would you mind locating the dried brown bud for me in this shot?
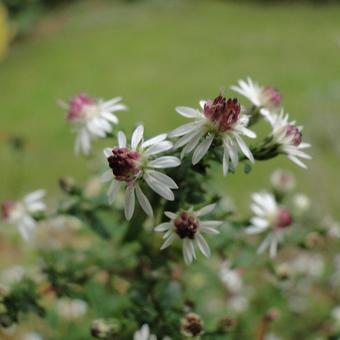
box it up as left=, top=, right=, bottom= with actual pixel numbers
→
left=181, top=312, right=204, bottom=338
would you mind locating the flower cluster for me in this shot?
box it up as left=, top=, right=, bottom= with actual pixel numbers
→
left=1, top=78, right=325, bottom=340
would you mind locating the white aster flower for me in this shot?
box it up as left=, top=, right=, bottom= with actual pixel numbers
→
left=56, top=298, right=87, bottom=320
left=270, top=110, right=311, bottom=168
left=133, top=324, right=157, bottom=340
left=155, top=204, right=222, bottom=265
left=270, top=169, right=296, bottom=193
left=62, top=93, right=127, bottom=155
left=245, top=192, right=293, bottom=258
left=230, top=77, right=282, bottom=121
left=293, top=193, right=310, bottom=213
left=102, top=125, right=180, bottom=220
left=1, top=190, right=46, bottom=241
left=170, top=93, right=256, bottom=175
left=219, top=261, right=243, bottom=294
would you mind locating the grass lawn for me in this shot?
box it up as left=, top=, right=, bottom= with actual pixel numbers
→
left=1, top=0, right=340, bottom=215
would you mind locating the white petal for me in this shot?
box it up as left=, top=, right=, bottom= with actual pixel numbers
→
left=196, top=233, right=211, bottom=257
left=145, top=141, right=173, bottom=156
left=101, top=112, right=118, bottom=124
left=196, top=203, right=216, bottom=217
left=234, top=134, right=254, bottom=162
left=160, top=233, right=176, bottom=250
left=142, top=133, right=167, bottom=148
left=27, top=202, right=46, bottom=212
left=199, top=100, right=207, bottom=109
left=117, top=131, right=127, bottom=148
left=192, top=134, right=214, bottom=165
left=174, top=130, right=204, bottom=149
left=169, top=122, right=202, bottom=138
left=269, top=236, right=278, bottom=258
left=288, top=155, right=308, bottom=169
left=78, top=129, right=91, bottom=155
left=101, top=170, right=113, bottom=182
left=131, top=125, right=144, bottom=150
left=257, top=235, right=271, bottom=254
left=135, top=185, right=153, bottom=217
left=175, top=106, right=202, bottom=118
left=103, top=147, right=112, bottom=158
left=181, top=132, right=202, bottom=156
left=223, top=148, right=229, bottom=176
left=146, top=170, right=178, bottom=189
left=200, top=221, right=223, bottom=228
left=144, top=175, right=174, bottom=201
left=154, top=222, right=171, bottom=232
left=18, top=216, right=36, bottom=241
left=200, top=226, right=220, bottom=235
left=183, top=239, right=193, bottom=264
left=226, top=141, right=238, bottom=169
left=124, top=186, right=135, bottom=220
left=107, top=180, right=121, bottom=204
left=101, top=97, right=123, bottom=108
left=164, top=211, right=177, bottom=219
left=24, top=190, right=45, bottom=204
left=148, top=156, right=181, bottom=168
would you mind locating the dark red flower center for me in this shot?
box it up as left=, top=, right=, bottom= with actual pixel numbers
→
left=286, top=124, right=302, bottom=146
left=67, top=94, right=94, bottom=121
left=107, top=147, right=140, bottom=182
left=174, top=212, right=199, bottom=239
left=203, top=95, right=241, bottom=132
left=262, top=86, right=282, bottom=108
left=1, top=201, right=14, bottom=220
left=276, top=208, right=293, bottom=229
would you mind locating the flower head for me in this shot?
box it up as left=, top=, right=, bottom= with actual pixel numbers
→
left=102, top=125, right=180, bottom=220
left=180, top=313, right=204, bottom=338
left=245, top=192, right=293, bottom=257
left=270, top=111, right=311, bottom=168
left=62, top=93, right=127, bottom=155
left=230, top=77, right=282, bottom=120
left=170, top=92, right=256, bottom=175
left=270, top=169, right=296, bottom=193
left=155, top=204, right=222, bottom=265
left=1, top=190, right=46, bottom=241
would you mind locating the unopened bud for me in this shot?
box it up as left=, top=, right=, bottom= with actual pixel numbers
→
left=217, top=316, right=236, bottom=332
left=181, top=312, right=204, bottom=337
left=305, top=232, right=323, bottom=249
left=264, top=308, right=280, bottom=322
left=58, top=176, right=79, bottom=194
left=276, top=263, right=291, bottom=280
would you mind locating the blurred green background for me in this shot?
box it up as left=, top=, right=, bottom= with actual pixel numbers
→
left=0, top=0, right=340, bottom=215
